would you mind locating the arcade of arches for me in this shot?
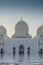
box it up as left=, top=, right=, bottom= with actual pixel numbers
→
left=13, top=45, right=30, bottom=56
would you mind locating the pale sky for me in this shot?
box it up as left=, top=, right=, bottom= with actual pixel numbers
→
left=0, top=0, right=43, bottom=37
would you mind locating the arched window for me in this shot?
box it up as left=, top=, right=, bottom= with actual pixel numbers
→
left=0, top=48, right=4, bottom=59
left=39, top=48, right=42, bottom=56
left=27, top=47, right=30, bottom=56
left=40, top=48, right=42, bottom=54
left=19, top=45, right=24, bottom=55
left=0, top=48, right=4, bottom=54
left=13, top=47, right=16, bottom=55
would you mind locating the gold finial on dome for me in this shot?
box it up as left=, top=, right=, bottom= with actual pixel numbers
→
left=21, top=16, right=23, bottom=21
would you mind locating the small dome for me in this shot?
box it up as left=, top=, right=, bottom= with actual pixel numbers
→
left=0, top=25, right=7, bottom=36
left=14, top=19, right=29, bottom=37
left=37, top=25, right=43, bottom=36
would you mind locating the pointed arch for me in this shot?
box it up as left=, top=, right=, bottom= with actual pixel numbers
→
left=19, top=44, right=24, bottom=55
left=0, top=48, right=4, bottom=54
left=39, top=48, right=43, bottom=55
left=27, top=47, right=30, bottom=55
left=13, top=47, right=16, bottom=55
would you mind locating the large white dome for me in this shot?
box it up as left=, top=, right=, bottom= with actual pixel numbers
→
left=0, top=25, right=7, bottom=36
left=15, top=20, right=28, bottom=37
left=37, top=25, right=43, bottom=36
left=12, top=19, right=32, bottom=38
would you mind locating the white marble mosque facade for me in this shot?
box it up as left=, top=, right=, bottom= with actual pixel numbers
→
left=0, top=20, right=43, bottom=65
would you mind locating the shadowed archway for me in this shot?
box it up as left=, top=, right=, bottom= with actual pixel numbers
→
left=19, top=45, right=24, bottom=55
left=27, top=47, right=30, bottom=56
left=13, top=47, right=16, bottom=55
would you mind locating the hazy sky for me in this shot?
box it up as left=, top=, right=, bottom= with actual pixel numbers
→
left=0, top=0, right=43, bottom=37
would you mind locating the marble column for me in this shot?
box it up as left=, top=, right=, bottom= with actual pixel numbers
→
left=24, top=47, right=28, bottom=61
left=15, top=47, right=19, bottom=61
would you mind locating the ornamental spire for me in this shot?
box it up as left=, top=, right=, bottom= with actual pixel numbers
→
left=21, top=16, right=23, bottom=21
left=41, top=24, right=43, bottom=26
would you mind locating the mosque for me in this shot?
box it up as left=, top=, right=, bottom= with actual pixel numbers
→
left=0, top=19, right=43, bottom=65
